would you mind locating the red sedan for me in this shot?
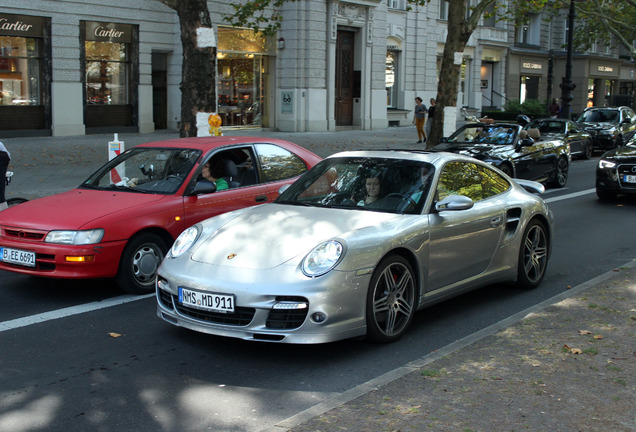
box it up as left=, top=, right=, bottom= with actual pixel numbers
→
left=0, top=137, right=321, bottom=294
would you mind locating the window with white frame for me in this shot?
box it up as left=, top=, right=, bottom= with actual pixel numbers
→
left=387, top=0, right=406, bottom=10
left=517, top=14, right=540, bottom=46
left=439, top=0, right=448, bottom=20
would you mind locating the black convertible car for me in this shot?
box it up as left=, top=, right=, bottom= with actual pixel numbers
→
left=433, top=122, right=571, bottom=188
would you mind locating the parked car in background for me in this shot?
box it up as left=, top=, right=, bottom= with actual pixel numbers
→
left=432, top=122, right=570, bottom=188
left=576, top=106, right=636, bottom=151
left=524, top=118, right=593, bottom=159
left=0, top=137, right=321, bottom=294
left=156, top=150, right=552, bottom=344
left=596, top=136, right=636, bottom=200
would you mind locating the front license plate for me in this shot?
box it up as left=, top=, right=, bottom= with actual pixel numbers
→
left=0, top=246, right=36, bottom=268
left=178, top=287, right=235, bottom=313
left=623, top=175, right=636, bottom=183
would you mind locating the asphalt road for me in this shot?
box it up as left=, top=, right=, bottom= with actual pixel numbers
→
left=2, top=146, right=636, bottom=432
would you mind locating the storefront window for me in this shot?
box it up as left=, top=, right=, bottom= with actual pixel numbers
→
left=520, top=76, right=540, bottom=103
left=386, top=50, right=398, bottom=107
left=217, top=27, right=271, bottom=128
left=85, top=41, right=128, bottom=105
left=0, top=36, right=41, bottom=106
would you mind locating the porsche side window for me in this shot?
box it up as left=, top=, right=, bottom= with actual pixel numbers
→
left=255, top=143, right=308, bottom=183
left=437, top=162, right=510, bottom=202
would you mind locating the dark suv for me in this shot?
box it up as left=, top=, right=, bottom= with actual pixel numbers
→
left=576, top=106, right=636, bottom=151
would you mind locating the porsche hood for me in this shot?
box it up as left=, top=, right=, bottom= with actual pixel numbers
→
left=190, top=204, right=397, bottom=270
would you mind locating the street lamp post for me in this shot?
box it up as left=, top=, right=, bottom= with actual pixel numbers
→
left=559, top=0, right=576, bottom=119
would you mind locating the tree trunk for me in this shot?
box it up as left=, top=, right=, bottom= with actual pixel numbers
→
left=427, top=0, right=491, bottom=147
left=172, top=0, right=216, bottom=137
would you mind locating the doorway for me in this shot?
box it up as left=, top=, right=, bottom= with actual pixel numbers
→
left=335, top=30, right=354, bottom=126
left=152, top=52, right=168, bottom=130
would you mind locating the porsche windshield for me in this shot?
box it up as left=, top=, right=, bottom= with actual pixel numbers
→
left=276, top=157, right=434, bottom=214
left=448, top=125, right=517, bottom=145
left=81, top=147, right=201, bottom=194
left=577, top=109, right=619, bottom=123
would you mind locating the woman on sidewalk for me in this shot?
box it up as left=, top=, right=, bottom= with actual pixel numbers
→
left=412, top=97, right=428, bottom=144
left=0, top=141, right=10, bottom=211
left=425, top=98, right=436, bottom=139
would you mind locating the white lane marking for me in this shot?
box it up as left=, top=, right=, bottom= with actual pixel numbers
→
left=0, top=188, right=597, bottom=334
left=544, top=188, right=595, bottom=203
left=0, top=294, right=153, bottom=332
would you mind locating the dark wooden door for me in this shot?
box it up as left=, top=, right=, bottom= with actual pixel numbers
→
left=335, top=30, right=354, bottom=126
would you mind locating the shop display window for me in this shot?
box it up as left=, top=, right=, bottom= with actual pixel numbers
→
left=0, top=36, right=41, bottom=106
left=85, top=41, right=129, bottom=105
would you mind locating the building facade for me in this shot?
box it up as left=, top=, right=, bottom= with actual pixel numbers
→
left=1, top=0, right=634, bottom=138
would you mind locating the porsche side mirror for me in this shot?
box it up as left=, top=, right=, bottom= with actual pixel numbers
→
left=435, top=194, right=474, bottom=212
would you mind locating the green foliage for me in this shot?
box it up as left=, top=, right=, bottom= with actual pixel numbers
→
left=504, top=99, right=547, bottom=115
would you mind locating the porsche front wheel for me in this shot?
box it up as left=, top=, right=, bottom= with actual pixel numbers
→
left=366, top=255, right=416, bottom=343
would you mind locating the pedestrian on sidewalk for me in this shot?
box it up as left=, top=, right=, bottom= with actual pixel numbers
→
left=425, top=98, right=436, bottom=138
left=549, top=98, right=560, bottom=118
left=412, top=97, right=428, bottom=144
left=0, top=141, right=10, bottom=211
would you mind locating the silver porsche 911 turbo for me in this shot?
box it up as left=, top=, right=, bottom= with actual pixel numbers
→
left=156, top=150, right=553, bottom=344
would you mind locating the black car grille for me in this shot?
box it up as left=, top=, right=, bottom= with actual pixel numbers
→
left=164, top=291, right=255, bottom=326
left=618, top=164, right=636, bottom=189
left=266, top=308, right=309, bottom=330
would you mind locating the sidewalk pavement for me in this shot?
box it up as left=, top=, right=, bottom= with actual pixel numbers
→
left=3, top=127, right=635, bottom=431
left=279, top=261, right=635, bottom=432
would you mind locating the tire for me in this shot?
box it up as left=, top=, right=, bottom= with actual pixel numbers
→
left=498, top=163, right=513, bottom=178
left=550, top=156, right=568, bottom=188
left=596, top=187, right=617, bottom=201
left=7, top=197, right=28, bottom=207
left=365, top=254, right=416, bottom=343
left=614, top=135, right=624, bottom=148
left=582, top=139, right=593, bottom=159
left=516, top=219, right=549, bottom=290
left=115, top=233, right=169, bottom=294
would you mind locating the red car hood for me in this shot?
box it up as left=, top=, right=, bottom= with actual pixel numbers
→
left=0, top=188, right=167, bottom=230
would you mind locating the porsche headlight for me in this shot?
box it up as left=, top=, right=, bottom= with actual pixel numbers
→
left=598, top=159, right=616, bottom=169
left=169, top=225, right=200, bottom=258
left=302, top=240, right=344, bottom=277
left=45, top=229, right=104, bottom=245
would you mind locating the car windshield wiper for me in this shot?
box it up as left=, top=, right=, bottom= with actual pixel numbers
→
left=103, top=184, right=152, bottom=194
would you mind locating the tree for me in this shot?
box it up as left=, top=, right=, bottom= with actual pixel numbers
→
left=157, top=0, right=217, bottom=137
left=567, top=0, right=636, bottom=60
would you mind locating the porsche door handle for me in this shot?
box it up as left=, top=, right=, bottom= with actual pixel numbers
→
left=490, top=216, right=503, bottom=228
left=255, top=195, right=268, bottom=203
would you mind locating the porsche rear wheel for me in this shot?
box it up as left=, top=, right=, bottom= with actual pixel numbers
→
left=517, top=219, right=549, bottom=290
left=366, top=255, right=416, bottom=343
left=116, top=233, right=169, bottom=294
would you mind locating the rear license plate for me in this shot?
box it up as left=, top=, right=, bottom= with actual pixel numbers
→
left=623, top=175, right=636, bottom=183
left=178, top=287, right=235, bottom=313
left=0, top=247, right=36, bottom=267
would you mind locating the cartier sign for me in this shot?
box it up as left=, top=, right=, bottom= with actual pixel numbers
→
left=85, top=21, right=133, bottom=43
left=0, top=13, right=44, bottom=38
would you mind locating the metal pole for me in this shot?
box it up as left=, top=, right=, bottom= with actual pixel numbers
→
left=559, top=0, right=576, bottom=119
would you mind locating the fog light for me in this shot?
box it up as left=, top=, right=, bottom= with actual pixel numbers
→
left=311, top=312, right=327, bottom=323
left=65, top=255, right=94, bottom=263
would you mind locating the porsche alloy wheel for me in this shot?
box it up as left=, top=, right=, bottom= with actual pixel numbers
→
left=116, top=233, right=169, bottom=294
left=366, top=255, right=416, bottom=343
left=517, top=219, right=549, bottom=290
